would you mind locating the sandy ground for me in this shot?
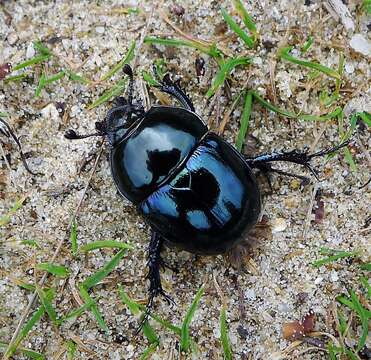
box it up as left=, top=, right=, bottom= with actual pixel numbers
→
left=0, top=0, right=370, bottom=359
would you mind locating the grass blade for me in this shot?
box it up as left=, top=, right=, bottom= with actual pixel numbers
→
left=66, top=70, right=89, bottom=84
left=36, top=263, right=70, bottom=277
left=100, top=41, right=136, bottom=82
left=88, top=78, right=127, bottom=109
left=70, top=218, right=78, bottom=256
left=359, top=262, right=371, bottom=271
left=5, top=289, right=53, bottom=358
left=180, top=285, right=204, bottom=352
left=79, top=286, right=109, bottom=332
left=278, top=47, right=340, bottom=79
left=12, top=55, right=49, bottom=71
left=206, top=57, right=250, bottom=98
left=349, top=290, right=369, bottom=351
left=142, top=71, right=161, bottom=86
left=4, top=73, right=28, bottom=83
left=33, top=41, right=52, bottom=56
left=21, top=240, right=40, bottom=248
left=144, top=37, right=222, bottom=59
left=250, top=90, right=342, bottom=121
left=220, top=306, right=232, bottom=360
left=35, top=71, right=65, bottom=97
left=82, top=249, right=127, bottom=289
left=358, top=111, right=371, bottom=126
left=235, top=90, right=252, bottom=151
left=0, top=195, right=27, bottom=227
left=118, top=285, right=159, bottom=344
left=140, top=343, right=158, bottom=360
left=312, top=248, right=359, bottom=268
left=0, top=341, right=45, bottom=359
left=66, top=340, right=77, bottom=360
left=57, top=302, right=92, bottom=325
left=80, top=240, right=133, bottom=252
left=233, top=0, right=257, bottom=38
left=301, top=36, right=314, bottom=53
left=221, top=8, right=254, bottom=48
left=35, top=286, right=58, bottom=325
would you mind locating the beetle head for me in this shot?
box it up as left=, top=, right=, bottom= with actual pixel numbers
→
left=64, top=65, right=145, bottom=146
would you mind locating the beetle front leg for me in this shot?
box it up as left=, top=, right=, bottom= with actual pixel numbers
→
left=245, top=140, right=350, bottom=181
left=154, top=69, right=195, bottom=112
left=139, top=231, right=174, bottom=329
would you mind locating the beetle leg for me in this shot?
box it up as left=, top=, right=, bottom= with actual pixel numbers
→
left=138, top=231, right=175, bottom=330
left=245, top=140, right=350, bottom=181
left=254, top=162, right=310, bottom=186
left=155, top=70, right=195, bottom=112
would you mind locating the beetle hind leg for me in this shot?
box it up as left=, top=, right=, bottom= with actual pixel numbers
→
left=245, top=140, right=350, bottom=182
left=138, top=231, right=175, bottom=330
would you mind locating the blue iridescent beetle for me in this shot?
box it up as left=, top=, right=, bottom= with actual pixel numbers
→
left=65, top=65, right=347, bottom=322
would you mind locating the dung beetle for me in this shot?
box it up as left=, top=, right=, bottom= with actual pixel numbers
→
left=65, top=64, right=348, bottom=323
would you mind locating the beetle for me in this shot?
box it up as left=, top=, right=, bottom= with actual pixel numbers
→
left=65, top=64, right=348, bottom=323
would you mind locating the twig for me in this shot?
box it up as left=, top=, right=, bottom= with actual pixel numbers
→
left=302, top=183, right=319, bottom=241
left=3, top=143, right=104, bottom=360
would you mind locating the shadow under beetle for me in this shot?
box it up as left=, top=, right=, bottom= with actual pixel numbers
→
left=65, top=64, right=348, bottom=325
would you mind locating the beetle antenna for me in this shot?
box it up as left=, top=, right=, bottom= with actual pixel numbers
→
left=123, top=64, right=134, bottom=106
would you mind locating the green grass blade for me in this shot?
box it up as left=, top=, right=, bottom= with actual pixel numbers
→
left=100, top=41, right=136, bottom=82
left=79, top=286, right=109, bottom=332
left=278, top=47, right=340, bottom=79
left=66, top=70, right=89, bottom=84
left=232, top=0, right=257, bottom=37
left=36, top=263, right=70, bottom=277
left=4, top=74, right=28, bottom=83
left=206, top=57, right=250, bottom=98
left=312, top=248, right=359, bottom=268
left=0, top=341, right=45, bottom=359
left=345, top=349, right=359, bottom=360
left=21, top=240, right=40, bottom=248
left=70, top=218, right=78, bottom=256
left=362, top=0, right=371, bottom=14
left=66, top=340, right=77, bottom=360
left=57, top=302, right=92, bottom=325
left=358, top=111, right=371, bottom=126
left=343, top=146, right=357, bottom=172
left=250, top=90, right=342, bottom=121
left=142, top=71, right=161, bottom=86
left=220, top=306, right=232, bottom=360
left=134, top=303, right=182, bottom=335
left=82, top=249, right=127, bottom=289
left=221, top=8, right=254, bottom=48
left=35, top=71, right=65, bottom=97
left=12, top=55, right=49, bottom=71
left=0, top=196, right=27, bottom=227
left=0, top=112, right=8, bottom=117
left=117, top=285, right=160, bottom=343
left=33, top=41, right=52, bottom=56
left=144, top=37, right=222, bottom=59
left=301, top=36, right=314, bottom=53
left=80, top=240, right=133, bottom=252
left=5, top=289, right=53, bottom=357
left=14, top=279, right=36, bottom=291
left=35, top=286, right=58, bottom=325
left=236, top=90, right=252, bottom=151
left=180, top=285, right=204, bottom=352
left=88, top=78, right=127, bottom=109
left=349, top=290, right=369, bottom=351
left=359, top=263, right=371, bottom=271
left=139, top=343, right=158, bottom=360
